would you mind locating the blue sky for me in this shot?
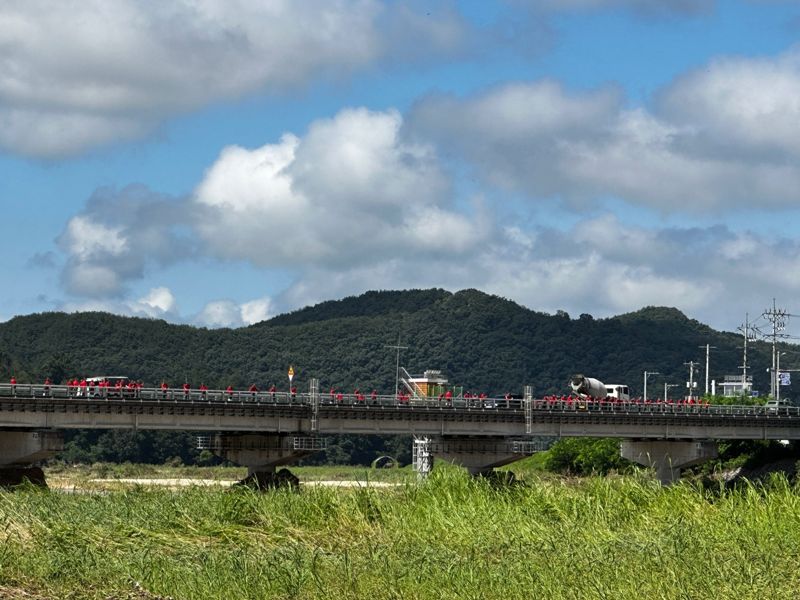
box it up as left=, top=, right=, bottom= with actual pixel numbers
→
left=2, top=0, right=800, bottom=332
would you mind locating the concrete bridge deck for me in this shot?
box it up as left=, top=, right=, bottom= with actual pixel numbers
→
left=1, top=384, right=798, bottom=440
left=1, top=383, right=797, bottom=484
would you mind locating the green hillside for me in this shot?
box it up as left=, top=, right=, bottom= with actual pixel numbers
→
left=0, top=288, right=777, bottom=395
left=0, top=288, right=787, bottom=466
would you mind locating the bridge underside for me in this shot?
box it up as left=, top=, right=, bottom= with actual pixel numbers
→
left=413, top=436, right=552, bottom=477
left=620, top=440, right=718, bottom=484
left=0, top=430, right=63, bottom=487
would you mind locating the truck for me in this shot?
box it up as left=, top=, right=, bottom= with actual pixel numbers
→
left=569, top=374, right=630, bottom=401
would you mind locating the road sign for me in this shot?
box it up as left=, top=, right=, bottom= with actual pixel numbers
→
left=288, top=366, right=295, bottom=383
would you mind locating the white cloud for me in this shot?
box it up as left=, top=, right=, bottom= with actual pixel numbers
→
left=61, top=216, right=128, bottom=260
left=193, top=107, right=488, bottom=268
left=56, top=185, right=194, bottom=297
left=194, top=296, right=273, bottom=328
left=59, top=287, right=272, bottom=328
left=134, top=287, right=177, bottom=316
left=0, top=0, right=468, bottom=158
left=657, top=49, right=800, bottom=157
left=408, top=50, right=800, bottom=211
left=241, top=297, right=273, bottom=325
left=195, top=300, right=242, bottom=328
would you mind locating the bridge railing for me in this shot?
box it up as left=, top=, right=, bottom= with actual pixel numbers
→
left=1, top=383, right=799, bottom=418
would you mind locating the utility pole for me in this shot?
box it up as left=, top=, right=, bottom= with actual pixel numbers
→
left=385, top=335, right=408, bottom=399
left=738, top=313, right=753, bottom=398
left=664, top=382, right=678, bottom=402
left=759, top=299, right=793, bottom=398
left=643, top=371, right=659, bottom=402
left=685, top=361, right=698, bottom=401
left=698, top=344, right=717, bottom=396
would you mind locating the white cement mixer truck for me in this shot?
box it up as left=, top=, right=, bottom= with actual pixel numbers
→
left=569, top=374, right=630, bottom=401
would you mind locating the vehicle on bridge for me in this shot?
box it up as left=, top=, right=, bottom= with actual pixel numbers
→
left=766, top=398, right=792, bottom=413
left=570, top=374, right=630, bottom=402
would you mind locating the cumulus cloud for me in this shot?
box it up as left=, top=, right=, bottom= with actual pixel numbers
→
left=59, top=285, right=272, bottom=328
left=192, top=107, right=490, bottom=268
left=60, top=286, right=177, bottom=320
left=0, top=0, right=469, bottom=158
left=194, top=296, right=273, bottom=328
left=57, top=185, right=193, bottom=297
left=407, top=49, right=800, bottom=211
left=134, top=287, right=177, bottom=317
left=54, top=108, right=489, bottom=302
left=191, top=297, right=273, bottom=328
left=657, top=50, right=800, bottom=158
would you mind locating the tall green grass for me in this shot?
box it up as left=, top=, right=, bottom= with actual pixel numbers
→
left=2, top=471, right=800, bottom=599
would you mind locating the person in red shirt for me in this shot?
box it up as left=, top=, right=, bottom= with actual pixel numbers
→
left=371, top=389, right=378, bottom=404
left=269, top=384, right=276, bottom=402
left=199, top=383, right=208, bottom=399
left=43, top=377, right=52, bottom=397
left=290, top=386, right=297, bottom=402
left=10, top=375, right=16, bottom=396
left=225, top=385, right=233, bottom=401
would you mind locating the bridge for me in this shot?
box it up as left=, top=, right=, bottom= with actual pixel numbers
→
left=2, top=380, right=799, bottom=485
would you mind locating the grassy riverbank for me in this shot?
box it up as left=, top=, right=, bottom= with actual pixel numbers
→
left=2, top=470, right=800, bottom=599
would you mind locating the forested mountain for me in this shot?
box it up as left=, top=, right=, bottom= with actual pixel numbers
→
left=0, top=289, right=788, bottom=465
left=0, top=289, right=778, bottom=395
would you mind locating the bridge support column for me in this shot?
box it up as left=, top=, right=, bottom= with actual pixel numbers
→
left=0, top=430, right=63, bottom=487
left=199, top=434, right=325, bottom=489
left=415, top=437, right=549, bottom=480
left=621, top=440, right=717, bottom=485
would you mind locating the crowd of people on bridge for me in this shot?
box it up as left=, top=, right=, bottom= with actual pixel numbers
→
left=539, top=394, right=711, bottom=408
left=6, top=375, right=508, bottom=405
left=4, top=375, right=712, bottom=409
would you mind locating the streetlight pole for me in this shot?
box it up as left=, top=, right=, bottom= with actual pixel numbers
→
left=643, top=371, right=659, bottom=402
left=664, top=382, right=678, bottom=402
left=385, top=336, right=408, bottom=399
left=698, top=344, right=717, bottom=396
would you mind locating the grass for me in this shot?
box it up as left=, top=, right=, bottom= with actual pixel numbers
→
left=2, top=469, right=800, bottom=598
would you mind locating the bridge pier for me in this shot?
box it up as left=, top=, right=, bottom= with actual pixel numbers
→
left=413, top=436, right=549, bottom=480
left=620, top=440, right=717, bottom=485
left=0, top=430, right=63, bottom=487
left=199, top=434, right=325, bottom=489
